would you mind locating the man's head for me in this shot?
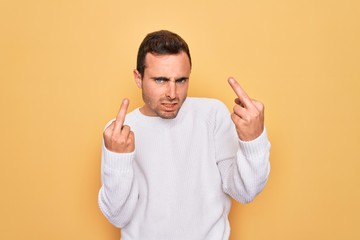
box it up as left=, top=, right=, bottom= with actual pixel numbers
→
left=136, top=30, right=192, bottom=77
left=134, top=30, right=192, bottom=119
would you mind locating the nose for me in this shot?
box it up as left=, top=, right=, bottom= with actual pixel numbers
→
left=166, top=81, right=176, bottom=100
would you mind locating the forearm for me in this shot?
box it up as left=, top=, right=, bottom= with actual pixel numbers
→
left=218, top=128, right=271, bottom=203
left=98, top=144, right=139, bottom=228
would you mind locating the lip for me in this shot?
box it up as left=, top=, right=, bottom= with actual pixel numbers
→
left=161, top=102, right=178, bottom=111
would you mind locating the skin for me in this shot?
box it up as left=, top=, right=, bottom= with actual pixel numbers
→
left=103, top=52, right=265, bottom=153
left=134, top=51, right=191, bottom=119
left=228, top=77, right=265, bottom=141
left=103, top=98, right=135, bottom=153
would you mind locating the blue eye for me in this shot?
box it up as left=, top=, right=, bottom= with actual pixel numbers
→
left=155, top=79, right=165, bottom=84
left=176, top=79, right=187, bottom=84
left=154, top=78, right=168, bottom=84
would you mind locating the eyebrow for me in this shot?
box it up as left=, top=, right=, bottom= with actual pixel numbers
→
left=151, top=76, right=189, bottom=82
left=152, top=76, right=170, bottom=81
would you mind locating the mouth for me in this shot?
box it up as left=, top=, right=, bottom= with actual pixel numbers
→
left=161, top=102, right=178, bottom=111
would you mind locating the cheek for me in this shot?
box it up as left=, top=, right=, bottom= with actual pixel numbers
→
left=179, top=84, right=189, bottom=97
left=143, top=84, right=163, bottom=99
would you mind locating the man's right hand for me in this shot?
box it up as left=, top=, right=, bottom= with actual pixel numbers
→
left=103, top=99, right=135, bottom=153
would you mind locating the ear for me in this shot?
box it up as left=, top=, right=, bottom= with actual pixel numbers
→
left=133, top=69, right=142, bottom=89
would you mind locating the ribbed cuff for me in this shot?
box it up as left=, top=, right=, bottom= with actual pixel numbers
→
left=238, top=128, right=270, bottom=159
left=103, top=144, right=135, bottom=171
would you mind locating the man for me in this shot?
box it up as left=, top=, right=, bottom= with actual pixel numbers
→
left=98, top=30, right=270, bottom=240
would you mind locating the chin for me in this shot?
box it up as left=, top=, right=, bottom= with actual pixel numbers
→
left=158, top=110, right=179, bottom=119
left=159, top=113, right=178, bottom=119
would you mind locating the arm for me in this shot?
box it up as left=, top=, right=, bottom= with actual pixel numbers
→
left=98, top=144, right=139, bottom=227
left=217, top=78, right=271, bottom=203
left=217, top=126, right=270, bottom=203
left=98, top=99, right=138, bottom=227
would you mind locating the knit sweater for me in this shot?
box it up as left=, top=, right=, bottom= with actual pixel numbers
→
left=98, top=97, right=270, bottom=240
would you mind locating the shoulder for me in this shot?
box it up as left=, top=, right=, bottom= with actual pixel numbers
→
left=185, top=97, right=227, bottom=109
left=124, top=108, right=140, bottom=122
left=181, top=97, right=230, bottom=124
left=184, top=97, right=229, bottom=114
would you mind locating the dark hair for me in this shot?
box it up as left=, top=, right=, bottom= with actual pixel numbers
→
left=136, top=30, right=192, bottom=77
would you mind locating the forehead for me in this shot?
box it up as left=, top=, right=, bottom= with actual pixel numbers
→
left=143, top=52, right=191, bottom=77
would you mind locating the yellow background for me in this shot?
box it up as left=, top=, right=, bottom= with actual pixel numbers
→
left=1, top=0, right=359, bottom=239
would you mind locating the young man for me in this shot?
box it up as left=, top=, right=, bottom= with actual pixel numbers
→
left=98, top=30, right=270, bottom=240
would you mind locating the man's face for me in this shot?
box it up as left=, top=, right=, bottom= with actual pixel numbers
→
left=134, top=51, right=191, bottom=119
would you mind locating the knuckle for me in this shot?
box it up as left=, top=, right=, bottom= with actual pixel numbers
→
left=260, top=104, right=265, bottom=112
left=103, top=130, right=112, bottom=139
left=110, top=136, right=118, bottom=143
left=252, top=111, right=260, bottom=118
left=122, top=125, right=130, bottom=131
left=245, top=115, right=252, bottom=122
left=103, top=130, right=109, bottom=137
left=231, top=113, right=237, bottom=120
left=103, top=123, right=115, bottom=136
left=249, top=108, right=260, bottom=117
left=231, top=113, right=241, bottom=125
left=258, top=101, right=264, bottom=110
left=254, top=100, right=264, bottom=111
left=118, top=137, right=126, bottom=145
left=233, top=105, right=240, bottom=113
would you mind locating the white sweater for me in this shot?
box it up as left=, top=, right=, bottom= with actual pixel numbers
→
left=98, top=97, right=270, bottom=240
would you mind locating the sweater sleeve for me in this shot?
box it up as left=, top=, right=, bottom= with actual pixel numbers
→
left=215, top=101, right=271, bottom=204
left=98, top=140, right=139, bottom=228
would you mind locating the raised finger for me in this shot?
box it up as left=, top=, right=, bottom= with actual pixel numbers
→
left=228, top=77, right=253, bottom=109
left=114, top=98, right=130, bottom=132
